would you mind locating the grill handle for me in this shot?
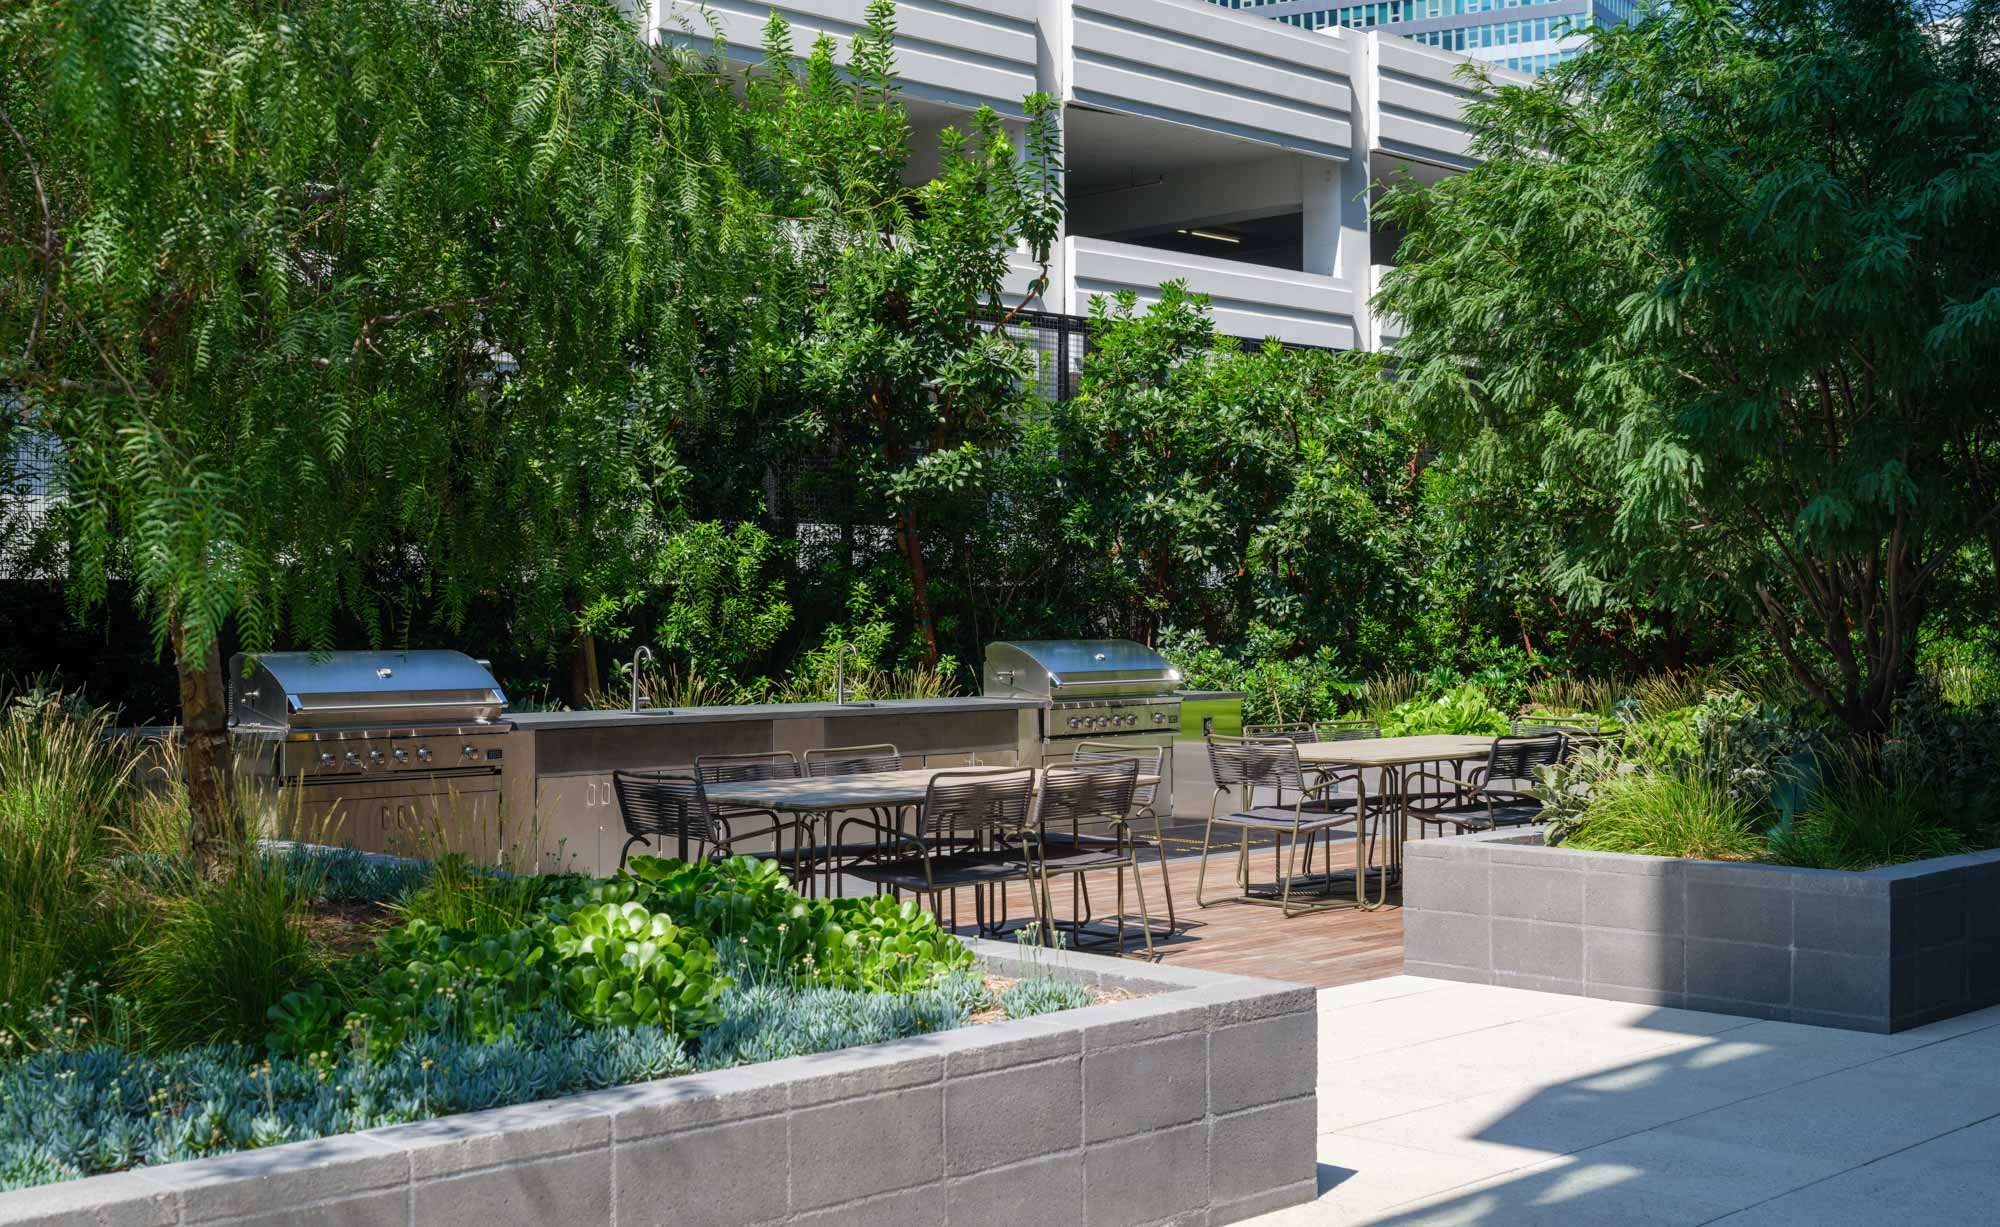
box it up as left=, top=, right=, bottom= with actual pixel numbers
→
left=1049, top=678, right=1173, bottom=693
left=286, top=696, right=501, bottom=715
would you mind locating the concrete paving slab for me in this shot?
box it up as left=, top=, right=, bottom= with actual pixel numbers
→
left=1701, top=1115, right=2000, bottom=1226
left=1654, top=1063, right=2000, bottom=1164
left=1247, top=977, right=2000, bottom=1227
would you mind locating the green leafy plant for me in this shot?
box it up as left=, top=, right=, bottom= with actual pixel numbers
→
left=1378, top=683, right=1510, bottom=737
left=121, top=846, right=330, bottom=1048
left=1558, top=772, right=1766, bottom=862
left=1766, top=762, right=1969, bottom=871
left=549, top=902, right=725, bottom=1033
left=998, top=977, right=1094, bottom=1018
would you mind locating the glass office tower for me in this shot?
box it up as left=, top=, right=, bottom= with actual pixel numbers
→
left=1212, top=0, right=1640, bottom=74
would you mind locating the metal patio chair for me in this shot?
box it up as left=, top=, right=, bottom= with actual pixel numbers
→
left=1030, top=758, right=1154, bottom=956
left=695, top=751, right=814, bottom=890
left=1407, top=735, right=1565, bottom=837
left=610, top=770, right=813, bottom=872
left=846, top=767, right=1041, bottom=936
left=1196, top=736, right=1376, bottom=916
left=802, top=743, right=911, bottom=894
left=1066, top=740, right=1176, bottom=934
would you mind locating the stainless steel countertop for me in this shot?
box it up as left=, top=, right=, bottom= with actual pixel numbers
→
left=508, top=696, right=1041, bottom=731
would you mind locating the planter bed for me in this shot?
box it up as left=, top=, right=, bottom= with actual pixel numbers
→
left=0, top=939, right=1317, bottom=1227
left=1404, top=828, right=2000, bottom=1032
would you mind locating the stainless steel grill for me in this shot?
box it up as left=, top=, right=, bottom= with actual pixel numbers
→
left=983, top=639, right=1182, bottom=734
left=983, top=640, right=1181, bottom=799
left=229, top=650, right=511, bottom=854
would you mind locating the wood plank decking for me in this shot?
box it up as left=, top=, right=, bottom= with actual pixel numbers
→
left=950, top=851, right=1405, bottom=989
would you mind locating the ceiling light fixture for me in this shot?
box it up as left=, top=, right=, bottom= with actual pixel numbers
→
left=1177, top=228, right=1242, bottom=244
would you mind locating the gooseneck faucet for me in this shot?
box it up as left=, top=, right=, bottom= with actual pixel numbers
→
left=833, top=641, right=860, bottom=706
left=630, top=644, right=656, bottom=713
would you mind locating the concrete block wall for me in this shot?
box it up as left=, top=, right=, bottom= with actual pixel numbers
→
left=0, top=941, right=1317, bottom=1227
left=1404, top=830, right=2000, bottom=1033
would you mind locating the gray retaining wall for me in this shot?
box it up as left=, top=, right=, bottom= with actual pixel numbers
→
left=0, top=940, right=1316, bottom=1227
left=1404, top=829, right=2000, bottom=1032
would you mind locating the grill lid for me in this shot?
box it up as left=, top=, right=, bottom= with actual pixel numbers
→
left=229, top=650, right=508, bottom=731
left=982, top=639, right=1180, bottom=700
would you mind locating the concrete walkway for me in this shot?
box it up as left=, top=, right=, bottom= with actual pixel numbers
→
left=1250, top=977, right=2000, bottom=1226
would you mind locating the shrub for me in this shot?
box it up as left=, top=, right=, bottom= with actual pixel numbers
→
left=1377, top=683, right=1510, bottom=737
left=998, top=977, right=1095, bottom=1018
left=120, top=848, right=330, bottom=1049
left=1765, top=761, right=1969, bottom=871
left=393, top=853, right=563, bottom=935
left=1558, top=772, right=1766, bottom=861
left=0, top=691, right=139, bottom=1037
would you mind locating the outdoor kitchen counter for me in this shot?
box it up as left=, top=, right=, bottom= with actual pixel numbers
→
left=507, top=696, right=1041, bottom=730
left=502, top=698, right=1041, bottom=875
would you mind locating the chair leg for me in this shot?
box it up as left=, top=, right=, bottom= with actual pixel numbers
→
left=1195, top=816, right=1222, bottom=908
left=1130, top=858, right=1155, bottom=958
left=1115, top=868, right=1126, bottom=952
left=1144, top=807, right=1177, bottom=932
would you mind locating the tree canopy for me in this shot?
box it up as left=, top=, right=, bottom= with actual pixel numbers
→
left=1375, top=0, right=2000, bottom=735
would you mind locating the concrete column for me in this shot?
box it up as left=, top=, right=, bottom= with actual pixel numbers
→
left=1300, top=158, right=1341, bottom=277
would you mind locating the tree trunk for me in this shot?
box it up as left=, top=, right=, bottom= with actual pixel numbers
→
left=566, top=631, right=601, bottom=708
left=895, top=507, right=941, bottom=666
left=173, top=615, right=235, bottom=867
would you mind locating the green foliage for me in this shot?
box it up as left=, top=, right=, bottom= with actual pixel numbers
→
left=0, top=690, right=138, bottom=1035
left=693, top=979, right=971, bottom=1070
left=550, top=902, right=724, bottom=1033
left=1377, top=684, right=1511, bottom=738
left=1374, top=0, right=2000, bottom=736
left=1057, top=286, right=1417, bottom=658
left=392, top=854, right=564, bottom=937
left=1556, top=773, right=1767, bottom=862
left=1, top=1001, right=689, bottom=1192
left=120, top=850, right=330, bottom=1049
left=1765, top=769, right=1968, bottom=871
left=998, top=977, right=1095, bottom=1019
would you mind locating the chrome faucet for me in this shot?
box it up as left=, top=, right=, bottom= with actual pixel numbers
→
left=833, top=641, right=861, bottom=706
left=630, top=644, right=656, bottom=713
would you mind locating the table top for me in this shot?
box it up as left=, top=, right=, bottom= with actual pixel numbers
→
left=1295, top=734, right=1495, bottom=768
left=704, top=767, right=1160, bottom=812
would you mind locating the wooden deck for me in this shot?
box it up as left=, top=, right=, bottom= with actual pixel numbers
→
left=950, top=850, right=1405, bottom=989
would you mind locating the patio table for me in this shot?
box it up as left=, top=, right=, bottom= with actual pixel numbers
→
left=704, top=767, right=1161, bottom=924
left=703, top=767, right=1161, bottom=815
left=1294, top=734, right=1495, bottom=896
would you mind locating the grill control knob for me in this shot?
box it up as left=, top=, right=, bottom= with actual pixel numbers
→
left=416, top=747, right=433, bottom=763
left=1153, top=712, right=1167, bottom=724
left=318, top=751, right=335, bottom=767
left=392, top=748, right=409, bottom=764
left=367, top=749, right=385, bottom=765
left=1066, top=717, right=1078, bottom=729
left=343, top=750, right=361, bottom=766
left=462, top=744, right=478, bottom=760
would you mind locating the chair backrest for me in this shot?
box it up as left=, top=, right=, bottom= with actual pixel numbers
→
left=804, top=743, right=902, bottom=778
left=696, top=750, right=802, bottom=785
left=1486, top=735, right=1566, bottom=785
left=1071, top=739, right=1164, bottom=807
left=1245, top=722, right=1318, bottom=744
left=610, top=770, right=716, bottom=848
left=919, top=768, right=1037, bottom=839
left=1206, top=735, right=1310, bottom=797
left=1317, top=719, right=1381, bottom=742
left=1038, top=759, right=1139, bottom=834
